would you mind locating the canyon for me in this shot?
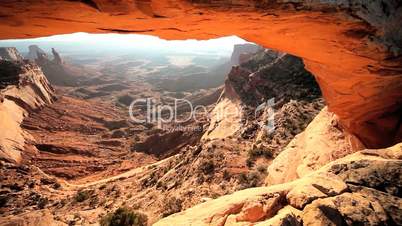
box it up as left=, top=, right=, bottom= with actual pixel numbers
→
left=0, top=0, right=401, bottom=148
left=0, top=0, right=401, bottom=226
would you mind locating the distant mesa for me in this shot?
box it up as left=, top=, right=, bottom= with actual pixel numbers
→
left=26, top=45, right=46, bottom=60
left=152, top=43, right=262, bottom=92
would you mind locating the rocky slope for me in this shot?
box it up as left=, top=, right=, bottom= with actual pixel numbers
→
left=204, top=49, right=324, bottom=158
left=0, top=56, right=55, bottom=163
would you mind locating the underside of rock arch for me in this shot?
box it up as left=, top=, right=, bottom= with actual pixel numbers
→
left=0, top=1, right=401, bottom=147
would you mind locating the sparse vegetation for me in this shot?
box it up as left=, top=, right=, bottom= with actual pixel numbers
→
left=246, top=158, right=255, bottom=168
left=237, top=171, right=261, bottom=189
left=223, top=170, right=231, bottom=181
left=199, top=159, right=214, bottom=174
left=75, top=190, right=92, bottom=202
left=162, top=197, right=183, bottom=217
left=248, top=147, right=273, bottom=159
left=142, top=171, right=159, bottom=188
left=257, top=164, right=267, bottom=174
left=52, top=182, right=61, bottom=189
left=37, top=197, right=48, bottom=209
left=0, top=195, right=9, bottom=207
left=89, top=195, right=99, bottom=208
left=100, top=207, right=148, bottom=226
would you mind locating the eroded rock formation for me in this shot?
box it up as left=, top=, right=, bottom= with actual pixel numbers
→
left=32, top=47, right=80, bottom=86
left=0, top=0, right=400, bottom=148
left=0, top=47, right=24, bottom=62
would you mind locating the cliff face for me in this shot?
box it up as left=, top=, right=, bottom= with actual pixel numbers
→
left=0, top=47, right=24, bottom=62
left=0, top=0, right=400, bottom=148
left=0, top=58, right=55, bottom=163
left=204, top=49, right=324, bottom=157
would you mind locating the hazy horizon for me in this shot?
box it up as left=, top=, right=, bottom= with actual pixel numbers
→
left=0, top=33, right=250, bottom=58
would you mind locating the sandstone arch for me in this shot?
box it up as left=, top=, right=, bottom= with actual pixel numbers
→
left=0, top=0, right=401, bottom=148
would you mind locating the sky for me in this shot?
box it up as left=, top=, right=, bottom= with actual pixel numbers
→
left=0, top=32, right=249, bottom=57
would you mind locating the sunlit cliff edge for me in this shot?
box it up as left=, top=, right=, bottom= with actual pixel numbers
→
left=0, top=48, right=55, bottom=163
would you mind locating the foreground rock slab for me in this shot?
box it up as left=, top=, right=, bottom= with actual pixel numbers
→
left=155, top=143, right=402, bottom=226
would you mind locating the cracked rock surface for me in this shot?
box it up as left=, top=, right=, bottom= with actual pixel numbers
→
left=155, top=143, right=402, bottom=226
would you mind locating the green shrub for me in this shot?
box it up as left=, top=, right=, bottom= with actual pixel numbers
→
left=75, top=190, right=91, bottom=202
left=100, top=207, right=148, bottom=226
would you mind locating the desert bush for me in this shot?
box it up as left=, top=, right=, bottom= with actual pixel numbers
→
left=75, top=190, right=92, bottom=202
left=0, top=195, right=9, bottom=207
left=247, top=172, right=260, bottom=187
left=100, top=207, right=148, bottom=226
left=37, top=197, right=48, bottom=209
left=237, top=171, right=261, bottom=189
left=89, top=195, right=99, bottom=208
left=257, top=164, right=267, bottom=174
left=246, top=158, right=255, bottom=168
left=162, top=197, right=182, bottom=217
left=223, top=170, right=231, bottom=181
left=248, top=148, right=273, bottom=159
left=199, top=159, right=214, bottom=174
left=52, top=182, right=61, bottom=189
